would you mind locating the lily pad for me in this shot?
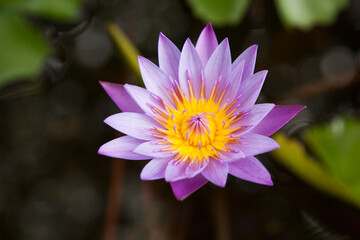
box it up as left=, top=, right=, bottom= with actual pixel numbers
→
left=0, top=11, right=49, bottom=86
left=186, top=0, right=251, bottom=26
left=304, top=117, right=360, bottom=200
left=274, top=0, right=348, bottom=30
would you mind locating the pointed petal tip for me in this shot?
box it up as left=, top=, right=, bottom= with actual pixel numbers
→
left=250, top=44, right=258, bottom=50
left=159, top=32, right=168, bottom=41
left=266, top=178, right=274, bottom=186
left=97, top=146, right=105, bottom=155
left=184, top=38, right=193, bottom=47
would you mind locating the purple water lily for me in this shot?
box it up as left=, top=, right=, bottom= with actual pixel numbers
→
left=98, top=24, right=305, bottom=200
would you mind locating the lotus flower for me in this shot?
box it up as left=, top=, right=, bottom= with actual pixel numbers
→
left=98, top=24, right=305, bottom=200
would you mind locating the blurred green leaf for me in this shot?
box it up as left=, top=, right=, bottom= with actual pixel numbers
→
left=304, top=117, right=360, bottom=200
left=106, top=21, right=142, bottom=82
left=1, top=0, right=83, bottom=21
left=0, top=0, right=83, bottom=87
left=272, top=133, right=360, bottom=208
left=274, top=0, right=348, bottom=30
left=186, top=0, right=251, bottom=26
left=0, top=11, right=49, bottom=86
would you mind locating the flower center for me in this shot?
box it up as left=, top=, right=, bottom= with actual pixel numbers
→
left=151, top=79, right=245, bottom=163
left=181, top=112, right=216, bottom=147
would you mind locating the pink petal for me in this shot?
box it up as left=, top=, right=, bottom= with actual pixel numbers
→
left=251, top=105, right=306, bottom=136
left=170, top=174, right=208, bottom=200
left=140, top=158, right=170, bottom=180
left=233, top=133, right=280, bottom=157
left=165, top=160, right=189, bottom=182
left=225, top=60, right=245, bottom=102
left=228, top=156, right=273, bottom=185
left=104, top=112, right=157, bottom=140
left=201, top=159, right=229, bottom=187
left=185, top=159, right=209, bottom=178
left=98, top=136, right=149, bottom=160
left=230, top=103, right=275, bottom=133
left=237, top=70, right=268, bottom=111
left=158, top=33, right=181, bottom=80
left=100, top=81, right=143, bottom=113
left=232, top=45, right=258, bottom=82
left=138, top=56, right=174, bottom=105
left=204, top=38, right=232, bottom=100
left=179, top=39, right=203, bottom=99
left=219, top=146, right=245, bottom=162
left=134, top=140, right=173, bottom=158
left=195, top=23, right=218, bottom=66
left=124, top=84, right=165, bottom=115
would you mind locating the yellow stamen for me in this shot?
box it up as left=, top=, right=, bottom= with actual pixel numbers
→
left=151, top=80, right=243, bottom=164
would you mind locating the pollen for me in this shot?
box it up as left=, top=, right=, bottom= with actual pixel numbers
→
left=151, top=78, right=245, bottom=164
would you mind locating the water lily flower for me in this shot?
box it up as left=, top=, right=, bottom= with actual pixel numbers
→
left=98, top=24, right=305, bottom=200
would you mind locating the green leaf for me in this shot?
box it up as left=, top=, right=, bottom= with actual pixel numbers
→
left=304, top=117, right=360, bottom=200
left=0, top=11, right=49, bottom=86
left=106, top=21, right=142, bottom=83
left=274, top=0, right=349, bottom=30
left=272, top=133, right=360, bottom=208
left=186, top=0, right=251, bottom=26
left=1, top=0, right=83, bottom=21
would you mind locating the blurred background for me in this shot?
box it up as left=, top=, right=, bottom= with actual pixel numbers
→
left=1, top=0, right=360, bottom=239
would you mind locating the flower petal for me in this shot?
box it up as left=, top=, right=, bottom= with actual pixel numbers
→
left=138, top=56, right=173, bottom=104
left=124, top=84, right=165, bottom=115
left=134, top=140, right=173, bottom=158
left=251, top=105, right=306, bottom=136
left=104, top=112, right=157, bottom=140
left=140, top=158, right=170, bottom=180
left=179, top=39, right=203, bottom=99
left=232, top=45, right=258, bottom=82
left=231, top=103, right=274, bottom=133
left=100, top=81, right=143, bottom=113
left=201, top=159, right=229, bottom=187
left=158, top=33, right=181, bottom=80
left=225, top=60, right=245, bottom=102
left=165, top=160, right=188, bottom=182
left=170, top=174, right=208, bottom=200
left=237, top=70, right=268, bottom=111
left=228, top=156, right=273, bottom=185
left=98, top=136, right=149, bottom=160
left=185, top=159, right=209, bottom=178
left=204, top=38, right=231, bottom=99
left=195, top=23, right=218, bottom=66
left=234, top=133, right=280, bottom=157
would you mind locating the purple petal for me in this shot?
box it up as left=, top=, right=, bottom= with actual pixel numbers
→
left=98, top=136, right=149, bottom=160
left=201, top=159, right=229, bottom=187
left=179, top=39, right=203, bottom=99
left=158, top=33, right=181, bottom=80
left=225, top=60, right=245, bottom=102
left=140, top=158, right=170, bottom=180
left=231, top=103, right=275, bottom=133
left=204, top=38, right=231, bottom=99
left=134, top=140, right=173, bottom=158
left=165, top=160, right=189, bottom=182
left=219, top=146, right=245, bottom=162
left=233, top=133, right=280, bottom=157
left=185, top=159, right=209, bottom=178
left=138, top=56, right=173, bottom=104
left=237, top=70, right=268, bottom=111
left=100, top=81, right=143, bottom=113
left=251, top=105, right=306, bottom=136
left=195, top=23, right=218, bottom=66
left=124, top=84, right=165, bottom=115
left=228, top=156, right=273, bottom=185
left=170, top=174, right=208, bottom=200
left=232, top=45, right=258, bottom=82
left=104, top=112, right=157, bottom=140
